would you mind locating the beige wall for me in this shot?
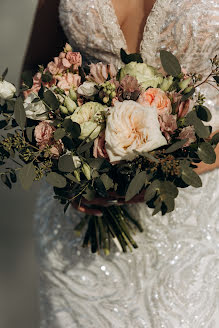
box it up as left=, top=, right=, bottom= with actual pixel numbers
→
left=0, top=1, right=39, bottom=327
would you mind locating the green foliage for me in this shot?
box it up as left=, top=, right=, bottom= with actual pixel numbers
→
left=14, top=97, right=26, bottom=130
left=160, top=50, right=181, bottom=77
left=181, top=87, right=195, bottom=101
left=46, top=172, right=67, bottom=188
left=54, top=128, right=66, bottom=141
left=125, top=171, right=147, bottom=202
left=58, top=154, right=75, bottom=173
left=63, top=119, right=81, bottom=138
left=165, top=139, right=188, bottom=153
left=18, top=162, right=36, bottom=190
left=120, top=48, right=143, bottom=64
left=1, top=174, right=12, bottom=189
left=211, top=132, right=219, bottom=146
left=21, top=71, right=33, bottom=89
left=26, top=126, right=35, bottom=142
left=196, top=105, right=212, bottom=122
left=186, top=111, right=210, bottom=138
left=43, top=90, right=59, bottom=110
left=197, top=142, right=216, bottom=164
left=100, top=173, right=114, bottom=190
left=181, top=165, right=202, bottom=188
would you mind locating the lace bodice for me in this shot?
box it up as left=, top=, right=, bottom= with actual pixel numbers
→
left=59, top=0, right=219, bottom=130
left=35, top=1, right=219, bottom=327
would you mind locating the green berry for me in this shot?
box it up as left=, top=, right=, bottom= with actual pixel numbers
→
left=111, top=91, right=116, bottom=98
left=103, top=97, right=109, bottom=103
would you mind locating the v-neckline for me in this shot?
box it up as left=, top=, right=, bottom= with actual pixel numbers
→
left=109, top=0, right=158, bottom=54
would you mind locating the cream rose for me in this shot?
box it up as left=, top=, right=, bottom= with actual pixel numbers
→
left=105, top=100, right=167, bottom=162
left=24, top=93, right=48, bottom=120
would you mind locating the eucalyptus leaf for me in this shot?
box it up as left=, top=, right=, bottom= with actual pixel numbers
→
left=213, top=75, right=219, bottom=85
left=94, top=177, right=107, bottom=198
left=181, top=166, right=202, bottom=188
left=211, top=132, right=219, bottom=146
left=41, top=71, right=53, bottom=83
left=120, top=48, right=143, bottom=64
left=14, top=97, right=26, bottom=130
left=26, top=126, right=35, bottom=142
left=46, top=172, right=67, bottom=188
left=197, top=142, right=216, bottom=164
left=125, top=171, right=147, bottom=202
left=43, top=90, right=59, bottom=110
left=0, top=120, right=8, bottom=129
left=186, top=111, right=210, bottom=138
left=65, top=173, right=80, bottom=184
left=181, top=87, right=195, bottom=101
left=21, top=70, right=33, bottom=88
left=10, top=170, right=17, bottom=183
left=58, top=155, right=75, bottom=173
left=1, top=174, right=12, bottom=189
left=100, top=173, right=114, bottom=191
left=83, top=188, right=96, bottom=201
left=152, top=198, right=162, bottom=216
left=196, top=105, right=212, bottom=122
left=77, top=140, right=94, bottom=154
left=162, top=195, right=175, bottom=213
left=54, top=128, right=66, bottom=141
left=141, top=151, right=159, bottom=163
left=165, top=139, right=188, bottom=153
left=160, top=50, right=181, bottom=77
left=2, top=67, right=8, bottom=80
left=160, top=181, right=178, bottom=198
left=144, top=180, right=160, bottom=203
left=18, top=162, right=36, bottom=190
left=63, top=119, right=81, bottom=138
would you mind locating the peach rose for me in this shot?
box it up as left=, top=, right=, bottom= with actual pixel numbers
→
left=138, top=88, right=172, bottom=116
left=57, top=73, right=81, bottom=94
left=105, top=100, right=167, bottom=162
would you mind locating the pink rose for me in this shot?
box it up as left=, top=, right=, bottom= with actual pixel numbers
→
left=34, top=121, right=63, bottom=158
left=47, top=57, right=65, bottom=76
left=159, top=113, right=177, bottom=141
left=66, top=52, right=82, bottom=70
left=35, top=121, right=55, bottom=149
left=138, top=88, right=172, bottom=116
left=57, top=73, right=81, bottom=93
left=93, top=131, right=108, bottom=159
left=178, top=126, right=196, bottom=147
left=89, top=63, right=117, bottom=84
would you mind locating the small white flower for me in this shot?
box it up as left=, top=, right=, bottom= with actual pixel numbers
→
left=77, top=81, right=98, bottom=97
left=0, top=80, right=16, bottom=100
left=24, top=93, right=48, bottom=120
left=72, top=155, right=81, bottom=169
left=105, top=100, right=167, bottom=162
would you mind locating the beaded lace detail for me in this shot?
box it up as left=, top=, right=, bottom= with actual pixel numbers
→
left=36, top=1, right=219, bottom=327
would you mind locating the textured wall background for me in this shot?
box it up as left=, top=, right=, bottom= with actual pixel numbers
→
left=0, top=1, right=39, bottom=327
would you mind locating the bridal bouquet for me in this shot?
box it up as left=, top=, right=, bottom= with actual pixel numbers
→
left=0, top=44, right=219, bottom=253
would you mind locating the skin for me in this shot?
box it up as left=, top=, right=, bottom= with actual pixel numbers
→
left=23, top=0, right=219, bottom=214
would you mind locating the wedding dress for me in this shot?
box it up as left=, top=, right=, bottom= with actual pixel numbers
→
left=35, top=0, right=219, bottom=327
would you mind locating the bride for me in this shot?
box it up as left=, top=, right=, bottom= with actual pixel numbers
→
left=24, top=0, right=219, bottom=327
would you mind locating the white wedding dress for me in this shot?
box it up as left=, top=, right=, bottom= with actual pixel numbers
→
left=35, top=1, right=219, bottom=327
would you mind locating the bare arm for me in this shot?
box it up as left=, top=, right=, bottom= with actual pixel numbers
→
left=22, top=0, right=67, bottom=72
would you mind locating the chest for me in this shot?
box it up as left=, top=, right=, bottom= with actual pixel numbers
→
left=111, top=0, right=156, bottom=53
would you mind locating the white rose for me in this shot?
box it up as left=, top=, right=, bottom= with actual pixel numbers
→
left=24, top=93, right=48, bottom=120
left=77, top=81, right=98, bottom=97
left=0, top=80, right=16, bottom=100
left=105, top=100, right=167, bottom=162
